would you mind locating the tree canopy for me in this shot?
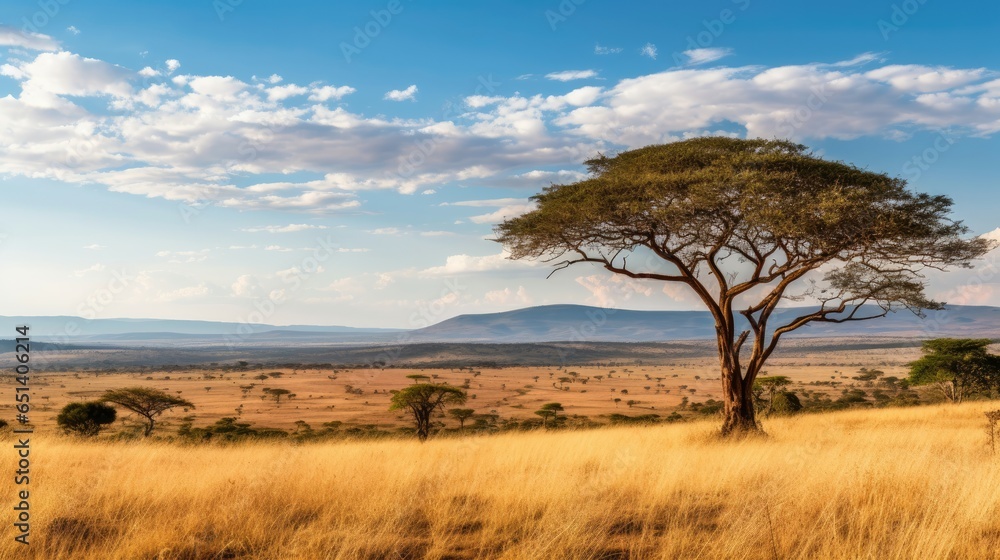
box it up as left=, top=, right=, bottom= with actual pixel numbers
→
left=390, top=383, right=467, bottom=441
left=495, top=137, right=993, bottom=434
left=908, top=338, right=1000, bottom=403
left=101, top=387, right=195, bottom=437
left=56, top=401, right=117, bottom=437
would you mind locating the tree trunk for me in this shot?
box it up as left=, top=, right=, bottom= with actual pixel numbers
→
left=415, top=409, right=430, bottom=442
left=143, top=416, right=155, bottom=437
left=720, top=367, right=760, bottom=436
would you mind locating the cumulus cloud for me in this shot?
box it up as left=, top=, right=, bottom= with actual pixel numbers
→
left=384, top=84, right=418, bottom=101
left=483, top=285, right=532, bottom=305
left=2, top=48, right=999, bottom=219
left=640, top=43, right=658, bottom=60
left=309, top=84, right=356, bottom=101
left=546, top=70, right=598, bottom=81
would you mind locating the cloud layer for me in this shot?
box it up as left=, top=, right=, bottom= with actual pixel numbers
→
left=0, top=48, right=998, bottom=216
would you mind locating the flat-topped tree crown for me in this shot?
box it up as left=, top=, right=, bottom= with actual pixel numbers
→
left=495, top=137, right=994, bottom=435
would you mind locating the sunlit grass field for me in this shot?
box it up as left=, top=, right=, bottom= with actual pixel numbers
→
left=2, top=401, right=998, bottom=559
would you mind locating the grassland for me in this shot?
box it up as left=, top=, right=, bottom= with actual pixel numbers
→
left=1, top=343, right=924, bottom=433
left=2, top=401, right=998, bottom=559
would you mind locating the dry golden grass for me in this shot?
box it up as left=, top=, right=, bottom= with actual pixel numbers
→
left=2, top=401, right=999, bottom=559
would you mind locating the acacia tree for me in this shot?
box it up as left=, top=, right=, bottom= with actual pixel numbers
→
left=448, top=408, right=475, bottom=429
left=101, top=387, right=195, bottom=437
left=495, top=137, right=992, bottom=435
left=908, top=338, right=1000, bottom=403
left=390, top=384, right=467, bottom=441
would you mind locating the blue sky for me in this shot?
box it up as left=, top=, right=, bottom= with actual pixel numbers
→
left=0, top=0, right=998, bottom=328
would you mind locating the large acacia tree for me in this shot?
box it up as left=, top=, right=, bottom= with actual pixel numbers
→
left=495, top=137, right=993, bottom=435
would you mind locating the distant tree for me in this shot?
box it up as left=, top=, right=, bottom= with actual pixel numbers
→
left=265, top=388, right=292, bottom=404
left=534, top=402, right=564, bottom=428
left=100, top=387, right=195, bottom=437
left=389, top=384, right=467, bottom=441
left=495, top=137, right=993, bottom=435
left=448, top=408, right=475, bottom=430
left=56, top=402, right=117, bottom=437
left=770, top=392, right=803, bottom=415
left=406, top=374, right=431, bottom=384
left=908, top=338, right=1000, bottom=403
left=754, top=376, right=792, bottom=414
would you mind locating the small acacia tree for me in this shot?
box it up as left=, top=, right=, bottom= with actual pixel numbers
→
left=754, top=375, right=792, bottom=414
left=56, top=402, right=117, bottom=437
left=101, top=387, right=195, bottom=437
left=908, top=338, right=1000, bottom=403
left=534, top=402, right=564, bottom=428
left=495, top=137, right=993, bottom=435
left=390, top=384, right=467, bottom=441
left=448, top=408, right=475, bottom=429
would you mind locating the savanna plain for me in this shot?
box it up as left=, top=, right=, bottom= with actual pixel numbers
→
left=1, top=345, right=998, bottom=559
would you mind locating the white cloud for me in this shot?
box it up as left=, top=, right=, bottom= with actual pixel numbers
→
left=595, top=44, right=622, bottom=55
left=546, top=70, right=598, bottom=82
left=156, top=249, right=210, bottom=263
left=640, top=43, right=658, bottom=60
left=266, top=84, right=309, bottom=102
left=384, top=84, right=418, bottom=101
left=231, top=274, right=260, bottom=297
left=72, top=263, right=106, bottom=277
left=576, top=274, right=657, bottom=307
left=682, top=47, right=733, bottom=65
left=469, top=204, right=536, bottom=224
left=83, top=243, right=105, bottom=250
left=420, top=230, right=454, bottom=236
left=66, top=26, right=81, bottom=36
left=156, top=284, right=209, bottom=302
left=309, top=85, right=356, bottom=101
left=422, top=250, right=530, bottom=275
left=0, top=25, right=59, bottom=51
left=370, top=227, right=402, bottom=235
left=241, top=224, right=328, bottom=233
left=165, top=59, right=181, bottom=73
left=483, top=286, right=532, bottom=305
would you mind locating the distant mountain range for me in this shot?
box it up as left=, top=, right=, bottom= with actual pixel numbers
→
left=6, top=304, right=1000, bottom=347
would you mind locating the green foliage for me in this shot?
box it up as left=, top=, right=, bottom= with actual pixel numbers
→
left=178, top=417, right=288, bottom=442
left=447, top=408, right=475, bottom=428
left=908, top=338, right=1000, bottom=403
left=608, top=413, right=661, bottom=425
left=389, top=383, right=467, bottom=441
left=770, top=392, right=803, bottom=415
left=56, top=401, right=117, bottom=436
